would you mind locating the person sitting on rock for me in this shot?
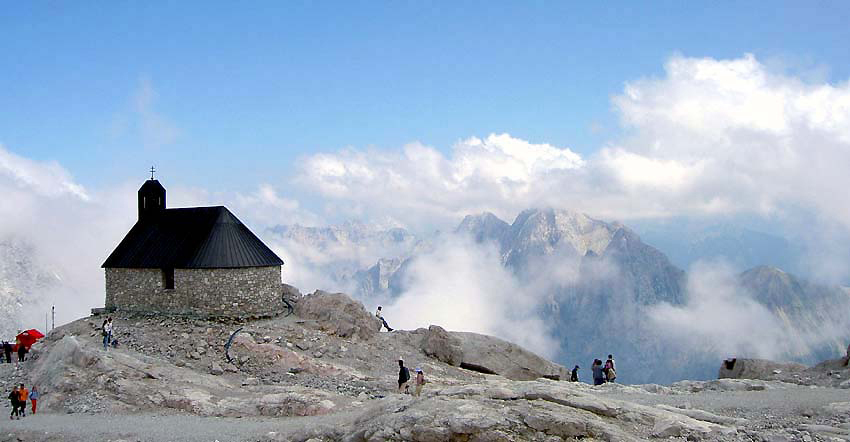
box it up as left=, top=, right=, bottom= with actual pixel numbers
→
left=571, top=365, right=580, bottom=382
left=414, top=368, right=426, bottom=396
left=398, top=359, right=410, bottom=393
left=376, top=306, right=393, bottom=332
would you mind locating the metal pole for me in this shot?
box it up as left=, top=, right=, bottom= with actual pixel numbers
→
left=52, top=305, right=55, bottom=330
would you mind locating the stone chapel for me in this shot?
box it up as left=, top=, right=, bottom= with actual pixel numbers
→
left=102, top=175, right=285, bottom=317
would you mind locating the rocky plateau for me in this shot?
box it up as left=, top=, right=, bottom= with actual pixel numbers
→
left=1, top=289, right=849, bottom=442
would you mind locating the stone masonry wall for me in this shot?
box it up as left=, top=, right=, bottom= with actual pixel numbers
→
left=105, top=266, right=284, bottom=318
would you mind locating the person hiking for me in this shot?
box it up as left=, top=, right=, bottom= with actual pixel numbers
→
left=2, top=341, right=10, bottom=363
left=17, top=342, right=27, bottom=362
left=414, top=368, right=426, bottom=396
left=397, top=359, right=410, bottom=393
left=9, top=386, right=20, bottom=420
left=102, top=317, right=113, bottom=351
left=604, top=354, right=616, bottom=383
left=376, top=306, right=393, bottom=332
left=18, top=384, right=28, bottom=417
left=591, top=359, right=604, bottom=386
left=28, top=385, right=39, bottom=414
left=570, top=365, right=580, bottom=382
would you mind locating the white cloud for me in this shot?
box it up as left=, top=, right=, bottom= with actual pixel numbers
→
left=297, top=134, right=586, bottom=230
left=0, top=144, right=137, bottom=334
left=295, top=54, right=850, bottom=236
left=0, top=146, right=89, bottom=201
left=648, top=261, right=850, bottom=360
left=383, top=235, right=560, bottom=359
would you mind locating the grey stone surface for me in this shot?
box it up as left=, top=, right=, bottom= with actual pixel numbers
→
left=452, top=331, right=570, bottom=381
left=718, top=358, right=807, bottom=380
left=105, top=266, right=284, bottom=317
left=419, top=324, right=463, bottom=366
left=294, top=290, right=381, bottom=340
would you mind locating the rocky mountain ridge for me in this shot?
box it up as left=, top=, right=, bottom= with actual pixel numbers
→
left=264, top=209, right=850, bottom=384
left=3, top=289, right=850, bottom=442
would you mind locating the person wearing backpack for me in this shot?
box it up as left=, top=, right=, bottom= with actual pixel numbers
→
left=397, top=359, right=410, bottom=393
left=604, top=355, right=616, bottom=383
left=570, top=365, right=580, bottom=382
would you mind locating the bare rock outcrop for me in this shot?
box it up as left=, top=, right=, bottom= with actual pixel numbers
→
left=271, top=379, right=739, bottom=442
left=451, top=331, right=570, bottom=381
left=294, top=290, right=381, bottom=340
left=229, top=333, right=344, bottom=376
left=718, top=358, right=806, bottom=380
left=27, top=335, right=345, bottom=417
left=419, top=325, right=463, bottom=366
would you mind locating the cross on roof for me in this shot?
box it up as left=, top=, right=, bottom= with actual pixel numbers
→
left=150, top=166, right=156, bottom=180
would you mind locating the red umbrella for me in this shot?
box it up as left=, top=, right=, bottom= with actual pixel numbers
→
left=16, top=329, right=45, bottom=349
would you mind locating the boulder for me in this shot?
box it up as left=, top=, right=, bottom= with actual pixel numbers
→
left=209, top=362, right=224, bottom=375
left=420, top=325, right=464, bottom=366
left=718, top=358, right=806, bottom=380
left=294, top=290, right=381, bottom=340
left=450, top=331, right=570, bottom=381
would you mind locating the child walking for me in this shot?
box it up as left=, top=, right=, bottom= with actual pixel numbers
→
left=29, top=385, right=39, bottom=414
left=414, top=368, right=426, bottom=396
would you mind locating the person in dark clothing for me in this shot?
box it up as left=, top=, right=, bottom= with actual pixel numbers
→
left=17, top=344, right=27, bottom=362
left=3, top=341, right=11, bottom=363
left=591, top=359, right=604, bottom=386
left=9, top=386, right=20, bottom=420
left=570, top=365, right=580, bottom=382
left=397, top=359, right=410, bottom=393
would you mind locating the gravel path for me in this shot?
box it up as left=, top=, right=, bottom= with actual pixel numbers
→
left=0, top=411, right=336, bottom=442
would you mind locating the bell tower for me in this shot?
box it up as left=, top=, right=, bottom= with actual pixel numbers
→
left=138, top=166, right=166, bottom=221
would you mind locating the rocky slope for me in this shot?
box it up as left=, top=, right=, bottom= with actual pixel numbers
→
left=3, top=289, right=850, bottom=441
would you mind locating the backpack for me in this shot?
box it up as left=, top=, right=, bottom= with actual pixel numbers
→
left=402, top=367, right=410, bottom=382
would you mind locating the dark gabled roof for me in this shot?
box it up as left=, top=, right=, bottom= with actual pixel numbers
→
left=102, top=206, right=284, bottom=269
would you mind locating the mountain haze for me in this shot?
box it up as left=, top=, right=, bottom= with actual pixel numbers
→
left=271, top=209, right=850, bottom=384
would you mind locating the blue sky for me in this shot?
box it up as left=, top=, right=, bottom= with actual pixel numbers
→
left=3, top=2, right=849, bottom=191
